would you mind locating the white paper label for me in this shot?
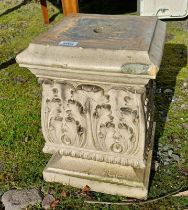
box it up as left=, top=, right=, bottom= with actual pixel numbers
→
left=58, top=41, right=78, bottom=47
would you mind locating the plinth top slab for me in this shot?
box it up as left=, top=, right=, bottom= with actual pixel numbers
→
left=16, top=14, right=166, bottom=79
left=34, top=15, right=157, bottom=51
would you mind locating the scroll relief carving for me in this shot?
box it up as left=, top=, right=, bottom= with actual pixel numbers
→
left=42, top=81, right=145, bottom=167
left=144, top=81, right=155, bottom=157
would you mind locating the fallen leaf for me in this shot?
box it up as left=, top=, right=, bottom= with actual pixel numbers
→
left=181, top=167, right=188, bottom=176
left=42, top=194, right=55, bottom=210
left=60, top=191, right=67, bottom=198
left=50, top=199, right=60, bottom=209
left=82, top=185, right=91, bottom=193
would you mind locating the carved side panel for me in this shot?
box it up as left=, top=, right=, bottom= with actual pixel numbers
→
left=42, top=80, right=147, bottom=168
left=144, top=80, right=155, bottom=156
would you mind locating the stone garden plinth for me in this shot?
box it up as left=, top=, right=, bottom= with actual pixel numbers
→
left=16, top=14, right=166, bottom=199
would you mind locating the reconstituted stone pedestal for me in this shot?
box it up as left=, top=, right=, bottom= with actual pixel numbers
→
left=16, top=14, right=166, bottom=199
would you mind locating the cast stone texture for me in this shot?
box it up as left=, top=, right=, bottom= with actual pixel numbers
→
left=16, top=14, right=166, bottom=199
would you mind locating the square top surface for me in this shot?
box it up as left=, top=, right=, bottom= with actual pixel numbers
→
left=34, top=14, right=157, bottom=51
left=17, top=14, right=166, bottom=78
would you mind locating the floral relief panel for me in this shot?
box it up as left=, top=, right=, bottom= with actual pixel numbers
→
left=42, top=80, right=146, bottom=168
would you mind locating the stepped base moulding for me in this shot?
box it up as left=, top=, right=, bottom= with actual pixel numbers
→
left=16, top=14, right=166, bottom=199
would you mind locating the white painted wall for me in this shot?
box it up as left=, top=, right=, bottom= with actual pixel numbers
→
left=138, top=0, right=188, bottom=19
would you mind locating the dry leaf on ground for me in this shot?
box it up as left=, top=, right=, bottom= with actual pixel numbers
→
left=50, top=199, right=60, bottom=209
left=82, top=185, right=91, bottom=193
left=60, top=191, right=67, bottom=198
left=181, top=167, right=188, bottom=176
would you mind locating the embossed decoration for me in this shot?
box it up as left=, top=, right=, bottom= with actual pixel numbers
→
left=144, top=81, right=155, bottom=157
left=42, top=81, right=144, bottom=166
left=16, top=14, right=166, bottom=199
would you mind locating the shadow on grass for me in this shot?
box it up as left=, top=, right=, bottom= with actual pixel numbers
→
left=48, top=0, right=137, bottom=14
left=0, top=0, right=29, bottom=18
left=0, top=0, right=138, bottom=23
left=0, top=0, right=61, bottom=22
left=79, top=0, right=137, bottom=15
left=149, top=43, right=187, bottom=193
left=49, top=11, right=61, bottom=23
left=48, top=0, right=137, bottom=23
left=0, top=58, right=16, bottom=71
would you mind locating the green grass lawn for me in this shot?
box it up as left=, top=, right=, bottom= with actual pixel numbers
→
left=0, top=1, right=188, bottom=209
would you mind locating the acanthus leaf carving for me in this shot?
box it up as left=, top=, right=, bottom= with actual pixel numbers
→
left=42, top=81, right=145, bottom=168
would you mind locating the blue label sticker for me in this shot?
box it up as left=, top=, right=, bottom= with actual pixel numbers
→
left=58, top=41, right=78, bottom=47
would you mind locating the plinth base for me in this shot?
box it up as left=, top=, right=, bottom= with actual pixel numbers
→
left=43, top=124, right=155, bottom=199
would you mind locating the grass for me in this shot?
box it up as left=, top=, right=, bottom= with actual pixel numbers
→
left=0, top=0, right=188, bottom=209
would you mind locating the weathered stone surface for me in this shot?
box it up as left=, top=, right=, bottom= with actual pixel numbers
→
left=42, top=194, right=55, bottom=210
left=16, top=14, right=166, bottom=199
left=17, top=14, right=166, bottom=78
left=1, top=189, right=42, bottom=210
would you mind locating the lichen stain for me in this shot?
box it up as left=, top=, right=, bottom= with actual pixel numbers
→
left=121, top=63, right=149, bottom=74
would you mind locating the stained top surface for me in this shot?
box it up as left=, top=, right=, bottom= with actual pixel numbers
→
left=34, top=14, right=158, bottom=51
